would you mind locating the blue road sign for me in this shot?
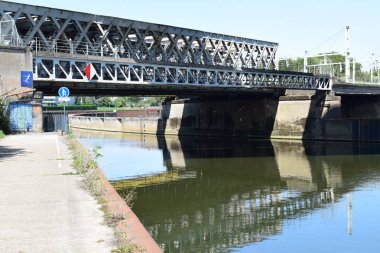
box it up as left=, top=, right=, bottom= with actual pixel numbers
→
left=58, top=87, right=70, bottom=97
left=21, top=71, right=33, bottom=87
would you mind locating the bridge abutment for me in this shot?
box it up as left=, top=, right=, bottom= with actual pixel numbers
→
left=0, top=46, right=33, bottom=96
left=0, top=46, right=43, bottom=133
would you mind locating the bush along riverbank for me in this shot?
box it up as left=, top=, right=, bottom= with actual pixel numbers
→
left=67, top=134, right=163, bottom=253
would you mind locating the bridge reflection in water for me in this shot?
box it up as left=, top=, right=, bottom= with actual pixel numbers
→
left=75, top=130, right=380, bottom=253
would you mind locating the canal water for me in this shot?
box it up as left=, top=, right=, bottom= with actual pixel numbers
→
left=75, top=130, right=380, bottom=253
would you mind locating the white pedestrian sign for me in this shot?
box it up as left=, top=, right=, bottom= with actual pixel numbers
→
left=58, top=87, right=70, bottom=97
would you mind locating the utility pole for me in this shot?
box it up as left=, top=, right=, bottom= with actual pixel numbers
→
left=370, top=53, right=374, bottom=83
left=304, top=51, right=308, bottom=73
left=345, top=26, right=350, bottom=83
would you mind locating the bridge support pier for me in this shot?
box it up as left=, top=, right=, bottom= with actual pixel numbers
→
left=341, top=95, right=380, bottom=119
left=159, top=91, right=341, bottom=140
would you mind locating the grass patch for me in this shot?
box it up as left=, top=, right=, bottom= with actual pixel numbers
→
left=0, top=130, right=5, bottom=139
left=67, top=133, right=137, bottom=253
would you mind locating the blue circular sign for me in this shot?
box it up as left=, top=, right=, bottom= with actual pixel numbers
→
left=58, top=87, right=70, bottom=97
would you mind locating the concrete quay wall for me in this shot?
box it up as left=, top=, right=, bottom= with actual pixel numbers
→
left=69, top=96, right=380, bottom=142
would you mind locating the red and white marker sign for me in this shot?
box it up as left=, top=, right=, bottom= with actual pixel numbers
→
left=84, top=63, right=96, bottom=80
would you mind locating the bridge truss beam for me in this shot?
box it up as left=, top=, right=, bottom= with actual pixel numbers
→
left=1, top=1, right=279, bottom=70
left=33, top=54, right=332, bottom=92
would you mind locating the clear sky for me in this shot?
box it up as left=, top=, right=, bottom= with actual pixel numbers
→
left=8, top=0, right=380, bottom=68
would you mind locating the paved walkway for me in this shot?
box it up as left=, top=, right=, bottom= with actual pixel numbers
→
left=0, top=133, right=115, bottom=253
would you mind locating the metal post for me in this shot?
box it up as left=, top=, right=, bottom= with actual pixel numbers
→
left=69, top=39, right=73, bottom=54
left=345, top=26, right=350, bottom=83
left=35, top=37, right=38, bottom=54
left=63, top=102, right=66, bottom=133
left=304, top=51, right=308, bottom=73
left=86, top=43, right=89, bottom=56
left=101, top=44, right=103, bottom=57
left=370, top=53, right=374, bottom=83
left=374, top=61, right=377, bottom=84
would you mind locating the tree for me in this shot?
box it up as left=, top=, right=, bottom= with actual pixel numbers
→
left=280, top=53, right=375, bottom=83
left=98, top=97, right=113, bottom=107
left=144, top=97, right=164, bottom=107
left=125, top=97, right=143, bottom=108
left=76, top=96, right=96, bottom=105
left=112, top=97, right=126, bottom=108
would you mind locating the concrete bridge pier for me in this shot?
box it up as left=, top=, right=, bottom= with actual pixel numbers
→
left=159, top=91, right=341, bottom=140
left=341, top=95, right=380, bottom=119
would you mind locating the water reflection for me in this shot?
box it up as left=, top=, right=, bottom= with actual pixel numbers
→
left=75, top=130, right=380, bottom=253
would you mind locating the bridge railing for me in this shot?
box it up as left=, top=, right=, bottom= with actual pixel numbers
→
left=31, top=38, right=122, bottom=58
left=29, top=37, right=269, bottom=69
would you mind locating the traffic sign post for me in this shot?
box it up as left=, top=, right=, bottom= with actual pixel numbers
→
left=58, top=87, right=70, bottom=133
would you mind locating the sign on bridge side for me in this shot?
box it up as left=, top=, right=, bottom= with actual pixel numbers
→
left=21, top=71, right=33, bottom=87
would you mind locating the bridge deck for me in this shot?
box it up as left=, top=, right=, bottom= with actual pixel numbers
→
left=334, top=83, right=380, bottom=95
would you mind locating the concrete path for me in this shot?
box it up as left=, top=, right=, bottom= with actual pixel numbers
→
left=0, top=133, right=115, bottom=253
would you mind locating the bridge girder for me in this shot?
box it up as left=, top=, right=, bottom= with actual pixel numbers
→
left=0, top=1, right=279, bottom=70
left=32, top=54, right=331, bottom=96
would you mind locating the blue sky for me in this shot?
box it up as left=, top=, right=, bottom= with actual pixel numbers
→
left=9, top=0, right=380, bottom=68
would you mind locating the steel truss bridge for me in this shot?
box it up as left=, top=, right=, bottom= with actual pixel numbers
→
left=1, top=1, right=332, bottom=95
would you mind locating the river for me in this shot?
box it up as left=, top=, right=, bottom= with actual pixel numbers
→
left=75, top=130, right=380, bottom=253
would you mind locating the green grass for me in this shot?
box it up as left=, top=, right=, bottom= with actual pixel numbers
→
left=0, top=130, right=5, bottom=139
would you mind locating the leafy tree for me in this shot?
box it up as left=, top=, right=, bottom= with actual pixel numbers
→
left=76, top=96, right=96, bottom=105
left=98, top=97, right=113, bottom=107
left=112, top=97, right=126, bottom=108
left=280, top=53, right=376, bottom=83
left=144, top=97, right=164, bottom=107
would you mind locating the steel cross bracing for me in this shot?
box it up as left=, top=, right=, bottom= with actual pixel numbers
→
left=1, top=1, right=332, bottom=91
left=33, top=54, right=331, bottom=90
left=0, top=1, right=279, bottom=70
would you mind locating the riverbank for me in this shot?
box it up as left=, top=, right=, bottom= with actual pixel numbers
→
left=68, top=135, right=163, bottom=253
left=0, top=133, right=115, bottom=253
